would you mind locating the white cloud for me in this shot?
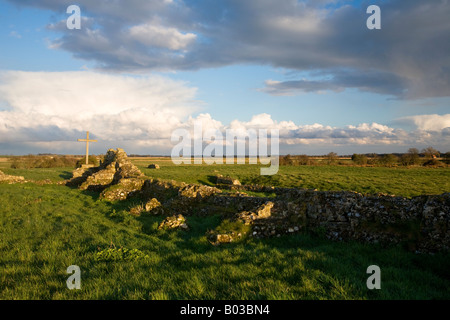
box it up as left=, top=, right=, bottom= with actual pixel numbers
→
left=0, top=71, right=199, bottom=146
left=0, top=71, right=448, bottom=155
left=399, top=114, right=450, bottom=131
left=129, top=23, right=196, bottom=50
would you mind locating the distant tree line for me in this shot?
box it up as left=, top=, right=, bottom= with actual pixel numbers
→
left=280, top=147, right=449, bottom=167
left=9, top=155, right=96, bottom=169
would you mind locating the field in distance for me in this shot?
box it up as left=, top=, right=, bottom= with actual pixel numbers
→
left=1, top=155, right=449, bottom=197
left=132, top=157, right=449, bottom=198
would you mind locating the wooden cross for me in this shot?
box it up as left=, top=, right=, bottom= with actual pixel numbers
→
left=77, top=131, right=97, bottom=165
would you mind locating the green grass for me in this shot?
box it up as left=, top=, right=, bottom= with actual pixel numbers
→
left=1, top=181, right=449, bottom=300
left=137, top=161, right=449, bottom=198
left=2, top=157, right=449, bottom=198
left=0, top=166, right=74, bottom=182
left=1, top=159, right=449, bottom=299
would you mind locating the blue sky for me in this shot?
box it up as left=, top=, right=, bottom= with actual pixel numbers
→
left=0, top=0, right=449, bottom=155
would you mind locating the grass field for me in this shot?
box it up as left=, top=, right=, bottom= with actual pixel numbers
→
left=0, top=157, right=449, bottom=299
left=133, top=159, right=450, bottom=198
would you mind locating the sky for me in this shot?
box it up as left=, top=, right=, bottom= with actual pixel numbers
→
left=0, top=0, right=449, bottom=156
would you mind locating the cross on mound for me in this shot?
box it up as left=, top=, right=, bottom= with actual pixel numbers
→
left=77, top=131, right=97, bottom=166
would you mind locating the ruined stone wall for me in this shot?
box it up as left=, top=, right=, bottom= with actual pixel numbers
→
left=65, top=149, right=449, bottom=253
left=0, top=170, right=25, bottom=184
left=213, top=187, right=449, bottom=253
left=279, top=190, right=449, bottom=253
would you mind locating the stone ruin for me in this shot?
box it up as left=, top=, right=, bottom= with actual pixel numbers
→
left=66, top=148, right=450, bottom=253
left=216, top=174, right=241, bottom=186
left=0, top=170, right=25, bottom=184
left=207, top=201, right=275, bottom=246
left=67, top=148, right=146, bottom=200
left=236, top=201, right=274, bottom=225
left=158, top=214, right=189, bottom=231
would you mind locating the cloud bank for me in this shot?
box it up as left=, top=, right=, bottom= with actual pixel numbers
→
left=0, top=71, right=448, bottom=155
left=7, top=0, right=450, bottom=99
left=0, top=71, right=199, bottom=153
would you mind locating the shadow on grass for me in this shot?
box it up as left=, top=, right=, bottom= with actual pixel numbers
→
left=59, top=171, right=73, bottom=180
left=197, top=179, right=214, bottom=187
left=207, top=175, right=218, bottom=184
left=55, top=178, right=450, bottom=300
left=80, top=189, right=101, bottom=201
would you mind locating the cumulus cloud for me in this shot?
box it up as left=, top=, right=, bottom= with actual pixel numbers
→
left=397, top=114, right=450, bottom=131
left=0, top=71, right=448, bottom=155
left=7, top=0, right=450, bottom=99
left=167, top=113, right=449, bottom=155
left=0, top=71, right=200, bottom=153
left=129, top=23, right=196, bottom=50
